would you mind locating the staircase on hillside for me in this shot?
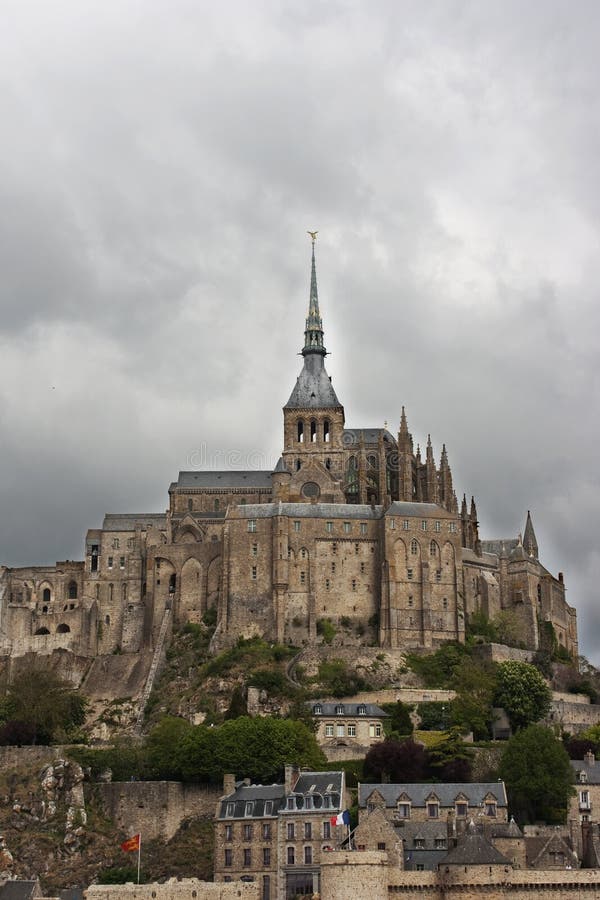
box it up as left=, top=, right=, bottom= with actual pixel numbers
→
left=134, top=606, right=173, bottom=734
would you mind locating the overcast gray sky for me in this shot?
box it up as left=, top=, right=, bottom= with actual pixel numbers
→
left=1, top=0, right=599, bottom=661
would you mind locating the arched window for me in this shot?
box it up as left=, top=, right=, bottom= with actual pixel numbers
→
left=68, top=581, right=78, bottom=599
left=108, top=584, right=114, bottom=602
left=367, top=454, right=377, bottom=470
left=42, top=587, right=51, bottom=603
left=42, top=605, right=48, bottom=614
left=325, top=458, right=331, bottom=469
left=169, top=573, right=176, bottom=594
left=188, top=498, right=193, bottom=511
left=324, top=420, right=330, bottom=443
left=430, top=541, right=437, bottom=557
left=296, top=459, right=301, bottom=471
left=297, top=420, right=304, bottom=443
left=537, top=584, right=542, bottom=603
left=122, top=584, right=127, bottom=601
left=56, top=624, right=70, bottom=634
left=411, top=539, right=419, bottom=555
left=310, top=420, right=317, bottom=443
left=35, top=627, right=50, bottom=636
left=105, top=614, right=110, bottom=625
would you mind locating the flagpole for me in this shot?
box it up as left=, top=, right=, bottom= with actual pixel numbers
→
left=137, top=834, right=141, bottom=885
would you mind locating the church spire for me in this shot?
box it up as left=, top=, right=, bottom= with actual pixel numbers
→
left=523, top=510, right=538, bottom=558
left=303, top=232, right=326, bottom=357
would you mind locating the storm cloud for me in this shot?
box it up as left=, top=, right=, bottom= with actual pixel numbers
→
left=1, top=1, right=599, bottom=660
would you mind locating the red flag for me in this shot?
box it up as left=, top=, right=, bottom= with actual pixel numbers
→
left=121, top=834, right=141, bottom=853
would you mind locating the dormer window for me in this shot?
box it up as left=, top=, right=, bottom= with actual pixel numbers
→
left=335, top=705, right=345, bottom=715
left=580, top=771, right=588, bottom=783
left=226, top=803, right=234, bottom=817
left=245, top=802, right=254, bottom=817
left=313, top=704, right=322, bottom=715
left=357, top=705, right=367, bottom=716
left=264, top=801, right=273, bottom=815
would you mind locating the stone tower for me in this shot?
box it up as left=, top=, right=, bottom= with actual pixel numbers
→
left=281, top=238, right=346, bottom=501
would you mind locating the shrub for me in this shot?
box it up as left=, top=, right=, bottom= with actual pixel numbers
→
left=316, top=618, right=336, bottom=645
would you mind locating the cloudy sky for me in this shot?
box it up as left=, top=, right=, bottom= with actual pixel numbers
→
left=1, top=1, right=599, bottom=660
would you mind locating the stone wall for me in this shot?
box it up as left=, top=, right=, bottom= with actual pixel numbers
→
left=85, top=880, right=258, bottom=900
left=90, top=782, right=223, bottom=841
left=548, top=699, right=600, bottom=732
left=473, top=643, right=534, bottom=664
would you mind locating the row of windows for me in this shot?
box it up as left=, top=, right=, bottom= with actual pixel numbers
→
left=247, top=518, right=457, bottom=535
left=247, top=519, right=369, bottom=535
left=107, top=556, right=126, bottom=570
left=223, top=845, right=316, bottom=868
left=297, top=419, right=331, bottom=443
left=224, top=821, right=330, bottom=842
left=366, top=799, right=497, bottom=818
left=390, top=519, right=457, bottom=533
left=111, top=537, right=135, bottom=549
left=39, top=583, right=78, bottom=603
left=324, top=723, right=381, bottom=738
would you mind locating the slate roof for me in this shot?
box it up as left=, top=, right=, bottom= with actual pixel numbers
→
left=343, top=428, right=397, bottom=446
left=441, top=830, right=510, bottom=866
left=404, top=850, right=446, bottom=871
left=217, top=771, right=343, bottom=819
left=0, top=883, right=41, bottom=900
left=461, top=548, right=499, bottom=568
left=218, top=783, right=285, bottom=819
left=102, top=514, right=166, bottom=531
left=232, top=502, right=383, bottom=520
left=359, top=782, right=507, bottom=808
left=386, top=502, right=454, bottom=518
left=284, top=354, right=342, bottom=410
left=308, top=701, right=388, bottom=718
left=571, top=759, right=600, bottom=784
left=480, top=539, right=519, bottom=557
left=175, top=471, right=273, bottom=489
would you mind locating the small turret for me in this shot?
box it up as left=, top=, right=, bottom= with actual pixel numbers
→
left=523, top=510, right=538, bottom=558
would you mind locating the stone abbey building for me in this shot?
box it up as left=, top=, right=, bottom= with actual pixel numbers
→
left=0, top=243, right=578, bottom=664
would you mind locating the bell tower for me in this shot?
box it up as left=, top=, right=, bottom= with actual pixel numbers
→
left=281, top=234, right=345, bottom=493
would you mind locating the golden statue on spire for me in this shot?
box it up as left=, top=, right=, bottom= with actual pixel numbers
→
left=307, top=230, right=318, bottom=243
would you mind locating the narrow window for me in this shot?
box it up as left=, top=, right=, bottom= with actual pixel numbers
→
left=343, top=522, right=351, bottom=533
left=225, top=825, right=233, bottom=841
left=287, top=823, right=295, bottom=840
left=108, top=556, right=114, bottom=570
left=243, top=849, right=251, bottom=867
left=119, top=556, right=125, bottom=569
left=169, top=573, right=176, bottom=594
left=325, top=579, right=330, bottom=591
left=390, top=518, right=396, bottom=530
left=347, top=724, right=356, bottom=736
left=435, top=520, right=441, bottom=532
left=122, top=584, right=127, bottom=601
left=407, top=568, right=413, bottom=580
left=287, top=847, right=294, bottom=865
left=42, top=587, right=51, bottom=603
left=251, top=566, right=257, bottom=580
left=310, top=419, right=317, bottom=443
left=188, top=498, right=193, bottom=511
left=214, top=499, right=220, bottom=511
left=224, top=849, right=232, bottom=867
left=304, top=822, right=312, bottom=839
left=436, top=570, right=442, bottom=583
left=421, top=520, right=427, bottom=532
left=294, top=521, right=301, bottom=532
left=112, top=538, right=120, bottom=549
left=443, top=597, right=448, bottom=608
left=297, top=420, right=304, bottom=443
left=300, top=571, right=306, bottom=585
left=326, top=521, right=333, bottom=533
left=248, top=519, right=257, bottom=533
left=360, top=562, right=365, bottom=573
left=263, top=848, right=270, bottom=866
left=252, top=543, right=258, bottom=557
left=296, top=459, right=301, bottom=471
left=430, top=541, right=437, bottom=556
left=323, top=822, right=331, bottom=839
left=325, top=457, right=331, bottom=469
left=402, top=520, right=409, bottom=530
left=244, top=824, right=253, bottom=840
left=411, top=539, right=418, bottom=555
left=304, top=846, right=312, bottom=864
left=90, top=544, right=99, bottom=572
left=351, top=579, right=356, bottom=591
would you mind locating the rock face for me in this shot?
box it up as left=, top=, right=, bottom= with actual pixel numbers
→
left=38, top=759, right=87, bottom=850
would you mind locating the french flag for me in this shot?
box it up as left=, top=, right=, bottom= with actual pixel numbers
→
left=330, top=810, right=351, bottom=827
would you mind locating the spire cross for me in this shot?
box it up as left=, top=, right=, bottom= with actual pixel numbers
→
left=307, top=230, right=318, bottom=244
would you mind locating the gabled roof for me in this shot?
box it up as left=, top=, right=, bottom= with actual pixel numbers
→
left=571, top=758, right=600, bottom=783
left=359, top=782, right=507, bottom=809
left=386, top=502, right=455, bottom=518
left=308, top=701, right=388, bottom=717
left=102, top=514, right=166, bottom=531
left=231, top=502, right=383, bottom=520
left=175, top=471, right=273, bottom=489
left=343, top=428, right=397, bottom=446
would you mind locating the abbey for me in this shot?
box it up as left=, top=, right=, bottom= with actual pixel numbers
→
left=0, top=244, right=578, bottom=663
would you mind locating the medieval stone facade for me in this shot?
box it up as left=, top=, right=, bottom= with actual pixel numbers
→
left=0, top=242, right=578, bottom=664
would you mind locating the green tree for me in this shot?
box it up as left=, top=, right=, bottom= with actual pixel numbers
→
left=177, top=716, right=325, bottom=783
left=382, top=701, right=414, bottom=738
left=494, top=661, right=551, bottom=731
left=1, top=666, right=87, bottom=743
left=499, top=724, right=574, bottom=824
left=406, top=642, right=469, bottom=688
left=224, top=685, right=248, bottom=719
left=426, top=727, right=473, bottom=781
left=450, top=657, right=497, bottom=740
left=146, top=716, right=193, bottom=779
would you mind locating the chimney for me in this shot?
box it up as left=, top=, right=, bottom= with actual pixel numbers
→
left=585, top=750, right=596, bottom=767
left=558, top=572, right=564, bottom=584
left=223, top=773, right=236, bottom=796
left=284, top=764, right=300, bottom=793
